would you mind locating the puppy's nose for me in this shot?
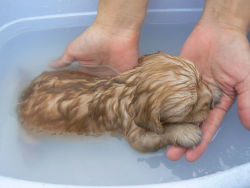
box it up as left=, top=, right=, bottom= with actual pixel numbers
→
left=211, top=87, right=222, bottom=108
left=210, top=101, right=214, bottom=110
left=206, top=84, right=222, bottom=109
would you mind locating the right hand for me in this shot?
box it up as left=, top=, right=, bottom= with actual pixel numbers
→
left=50, top=23, right=140, bottom=76
left=167, top=20, right=250, bottom=162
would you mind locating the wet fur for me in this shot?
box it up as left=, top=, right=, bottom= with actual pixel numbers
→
left=18, top=52, right=221, bottom=152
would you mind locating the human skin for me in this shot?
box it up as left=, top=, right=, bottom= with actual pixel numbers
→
left=51, top=0, right=250, bottom=161
left=50, top=0, right=148, bottom=76
left=167, top=0, right=250, bottom=161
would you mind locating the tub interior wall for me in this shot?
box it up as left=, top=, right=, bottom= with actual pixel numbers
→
left=0, top=0, right=205, bottom=26
left=0, top=21, right=250, bottom=186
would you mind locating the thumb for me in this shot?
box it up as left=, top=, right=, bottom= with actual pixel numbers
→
left=79, top=63, right=120, bottom=76
left=49, top=52, right=75, bottom=68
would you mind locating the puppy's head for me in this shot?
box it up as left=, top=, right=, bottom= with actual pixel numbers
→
left=129, top=52, right=221, bottom=133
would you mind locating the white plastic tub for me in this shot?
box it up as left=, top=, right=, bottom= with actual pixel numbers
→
left=0, top=1, right=250, bottom=188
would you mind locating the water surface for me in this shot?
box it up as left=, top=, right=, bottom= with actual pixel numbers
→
left=0, top=23, right=249, bottom=186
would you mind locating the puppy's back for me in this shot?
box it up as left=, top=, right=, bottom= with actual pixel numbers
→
left=18, top=70, right=101, bottom=134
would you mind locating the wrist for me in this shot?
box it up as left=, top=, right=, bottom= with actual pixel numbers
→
left=92, top=18, right=141, bottom=40
left=201, top=12, right=249, bottom=35
left=201, top=0, right=250, bottom=35
left=94, top=14, right=143, bottom=34
left=93, top=0, right=147, bottom=36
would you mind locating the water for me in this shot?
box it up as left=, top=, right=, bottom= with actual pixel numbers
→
left=0, top=24, right=250, bottom=186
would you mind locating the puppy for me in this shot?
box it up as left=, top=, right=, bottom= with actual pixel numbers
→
left=18, top=52, right=221, bottom=152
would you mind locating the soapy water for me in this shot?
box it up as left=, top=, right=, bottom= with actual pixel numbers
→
left=0, top=24, right=250, bottom=186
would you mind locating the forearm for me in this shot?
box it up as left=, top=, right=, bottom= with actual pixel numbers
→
left=201, top=0, right=250, bottom=34
left=94, top=0, right=148, bottom=33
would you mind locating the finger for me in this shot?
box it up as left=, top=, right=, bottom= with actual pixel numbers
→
left=238, top=93, right=250, bottom=129
left=49, top=53, right=75, bottom=68
left=237, top=87, right=250, bottom=130
left=166, top=146, right=187, bottom=161
left=185, top=95, right=233, bottom=162
left=79, top=64, right=120, bottom=77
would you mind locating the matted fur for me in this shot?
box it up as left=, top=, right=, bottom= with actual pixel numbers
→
left=18, top=52, right=221, bottom=152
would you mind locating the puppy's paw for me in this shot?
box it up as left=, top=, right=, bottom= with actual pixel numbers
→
left=167, top=124, right=202, bottom=148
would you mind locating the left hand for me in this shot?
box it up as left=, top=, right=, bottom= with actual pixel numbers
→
left=50, top=23, right=139, bottom=76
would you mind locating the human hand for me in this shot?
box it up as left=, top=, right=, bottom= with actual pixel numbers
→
left=50, top=23, right=139, bottom=76
left=167, top=20, right=250, bottom=162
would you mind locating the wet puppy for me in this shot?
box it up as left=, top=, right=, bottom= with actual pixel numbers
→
left=18, top=52, right=221, bottom=152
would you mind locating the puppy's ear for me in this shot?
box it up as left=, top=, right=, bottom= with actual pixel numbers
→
left=127, top=99, right=165, bottom=134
